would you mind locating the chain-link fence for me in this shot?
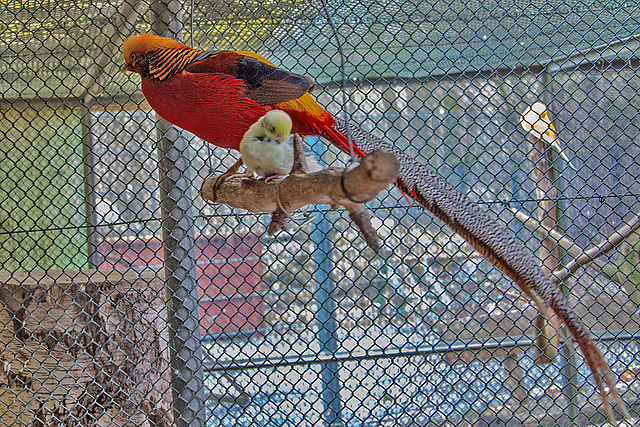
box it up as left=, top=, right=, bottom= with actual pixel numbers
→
left=1, top=0, right=639, bottom=425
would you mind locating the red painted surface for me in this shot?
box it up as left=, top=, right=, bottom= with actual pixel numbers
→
left=98, top=233, right=265, bottom=336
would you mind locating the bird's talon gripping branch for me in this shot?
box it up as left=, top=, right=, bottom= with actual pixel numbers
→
left=210, top=158, right=244, bottom=203
left=270, top=182, right=293, bottom=233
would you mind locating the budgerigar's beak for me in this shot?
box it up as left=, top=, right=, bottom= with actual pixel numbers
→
left=278, top=133, right=290, bottom=140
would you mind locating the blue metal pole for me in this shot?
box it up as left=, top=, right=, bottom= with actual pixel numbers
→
left=310, top=137, right=344, bottom=426
left=313, top=212, right=344, bottom=427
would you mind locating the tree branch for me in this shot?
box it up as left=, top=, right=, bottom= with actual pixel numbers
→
left=510, top=207, right=585, bottom=259
left=551, top=213, right=640, bottom=284
left=200, top=135, right=400, bottom=253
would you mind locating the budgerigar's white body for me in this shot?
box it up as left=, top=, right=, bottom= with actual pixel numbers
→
left=240, top=110, right=295, bottom=178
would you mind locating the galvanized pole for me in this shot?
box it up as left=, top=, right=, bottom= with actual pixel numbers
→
left=155, top=120, right=207, bottom=426
left=151, top=2, right=207, bottom=425
left=80, top=97, right=101, bottom=269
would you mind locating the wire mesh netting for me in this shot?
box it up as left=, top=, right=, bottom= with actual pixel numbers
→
left=0, top=0, right=639, bottom=426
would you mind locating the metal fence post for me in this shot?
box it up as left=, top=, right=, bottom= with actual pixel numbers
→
left=542, top=69, right=579, bottom=421
left=151, top=2, right=207, bottom=425
left=81, top=97, right=101, bottom=269
left=310, top=137, right=344, bottom=426
left=313, top=212, right=344, bottom=427
left=156, top=118, right=207, bottom=426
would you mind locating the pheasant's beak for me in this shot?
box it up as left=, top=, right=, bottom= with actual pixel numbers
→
left=121, top=64, right=133, bottom=73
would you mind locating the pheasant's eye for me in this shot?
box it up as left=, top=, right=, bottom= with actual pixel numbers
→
left=131, top=53, right=137, bottom=61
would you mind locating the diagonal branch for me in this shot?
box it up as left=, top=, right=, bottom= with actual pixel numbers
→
left=81, top=0, right=146, bottom=99
left=510, top=207, right=585, bottom=259
left=551, top=213, right=640, bottom=284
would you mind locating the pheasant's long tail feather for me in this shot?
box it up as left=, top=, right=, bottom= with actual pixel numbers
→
left=331, top=117, right=630, bottom=423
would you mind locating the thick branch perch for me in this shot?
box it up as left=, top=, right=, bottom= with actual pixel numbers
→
left=200, top=136, right=400, bottom=252
left=526, top=131, right=561, bottom=363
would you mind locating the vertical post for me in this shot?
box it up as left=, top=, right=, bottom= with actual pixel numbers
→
left=81, top=96, right=101, bottom=269
left=542, top=67, right=578, bottom=420
left=528, top=124, right=561, bottom=364
left=151, top=2, right=207, bottom=425
left=313, top=214, right=343, bottom=427
left=310, top=137, right=343, bottom=427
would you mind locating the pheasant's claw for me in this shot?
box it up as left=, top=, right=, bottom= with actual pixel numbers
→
left=211, top=158, right=243, bottom=202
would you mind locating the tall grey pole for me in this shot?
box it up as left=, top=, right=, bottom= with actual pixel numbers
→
left=151, top=2, right=207, bottom=425
left=80, top=97, right=101, bottom=269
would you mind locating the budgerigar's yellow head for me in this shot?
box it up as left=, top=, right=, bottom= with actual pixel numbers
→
left=261, top=110, right=293, bottom=140
left=520, top=101, right=576, bottom=170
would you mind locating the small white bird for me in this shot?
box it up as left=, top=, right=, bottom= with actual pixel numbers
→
left=520, top=102, right=576, bottom=170
left=240, top=110, right=296, bottom=179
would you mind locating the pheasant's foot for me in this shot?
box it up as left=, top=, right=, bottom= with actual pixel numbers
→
left=211, top=158, right=243, bottom=202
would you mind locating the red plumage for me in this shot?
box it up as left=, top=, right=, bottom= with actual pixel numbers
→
left=142, top=73, right=266, bottom=150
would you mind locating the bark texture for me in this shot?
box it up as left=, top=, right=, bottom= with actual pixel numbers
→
left=201, top=144, right=400, bottom=252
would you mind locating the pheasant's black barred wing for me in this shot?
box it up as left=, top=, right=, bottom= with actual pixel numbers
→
left=187, top=50, right=314, bottom=106
left=333, top=117, right=629, bottom=421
